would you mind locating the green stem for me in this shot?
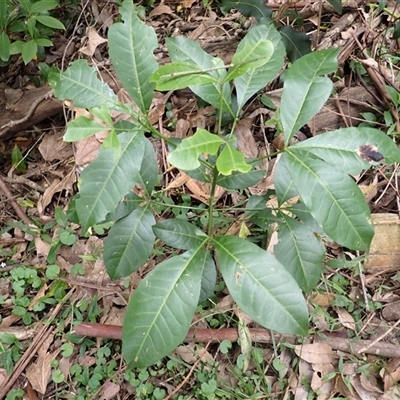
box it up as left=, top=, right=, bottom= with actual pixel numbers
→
left=207, top=165, right=220, bottom=237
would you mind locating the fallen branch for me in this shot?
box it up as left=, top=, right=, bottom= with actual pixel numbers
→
left=74, top=322, right=400, bottom=358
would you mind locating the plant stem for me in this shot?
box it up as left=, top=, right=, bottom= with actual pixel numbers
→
left=207, top=165, right=220, bottom=237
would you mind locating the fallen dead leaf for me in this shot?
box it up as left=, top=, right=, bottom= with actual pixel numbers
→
left=79, top=26, right=107, bottom=57
left=336, top=308, right=356, bottom=332
left=38, top=130, right=73, bottom=162
left=295, top=343, right=337, bottom=364
left=26, top=335, right=61, bottom=394
left=100, top=381, right=121, bottom=400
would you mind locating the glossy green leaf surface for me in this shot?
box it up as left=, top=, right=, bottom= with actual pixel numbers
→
left=217, top=169, right=264, bottom=189
left=50, top=60, right=118, bottom=109
left=281, top=48, right=339, bottom=143
left=168, top=128, right=224, bottom=170
left=198, top=252, right=217, bottom=304
left=275, top=215, right=325, bottom=293
left=284, top=151, right=374, bottom=250
left=64, top=116, right=108, bottom=142
left=0, top=32, right=10, bottom=61
left=291, top=127, right=400, bottom=174
left=137, top=137, right=159, bottom=194
left=167, top=36, right=233, bottom=114
left=225, top=40, right=273, bottom=82
left=108, top=0, right=158, bottom=113
left=123, top=248, right=206, bottom=368
left=216, top=144, right=252, bottom=175
left=76, top=131, right=145, bottom=232
left=104, top=206, right=155, bottom=279
left=279, top=26, right=311, bottom=63
left=234, top=23, right=285, bottom=111
left=151, top=62, right=217, bottom=91
left=213, top=236, right=308, bottom=335
left=153, top=219, right=207, bottom=250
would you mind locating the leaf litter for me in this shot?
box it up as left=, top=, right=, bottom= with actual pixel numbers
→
left=1, top=0, right=400, bottom=398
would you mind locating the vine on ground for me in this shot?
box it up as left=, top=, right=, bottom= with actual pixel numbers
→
left=50, top=0, right=400, bottom=368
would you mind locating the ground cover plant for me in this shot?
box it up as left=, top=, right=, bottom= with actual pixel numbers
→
left=49, top=0, right=400, bottom=369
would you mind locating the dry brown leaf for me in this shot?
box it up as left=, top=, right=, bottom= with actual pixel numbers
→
left=174, top=343, right=213, bottom=365
left=336, top=308, right=356, bottom=331
left=26, top=335, right=60, bottom=394
left=74, top=135, right=101, bottom=166
left=100, top=382, right=121, bottom=400
left=149, top=3, right=173, bottom=17
left=38, top=130, right=73, bottom=162
left=234, top=118, right=258, bottom=159
left=34, top=235, right=51, bottom=258
left=360, top=373, right=383, bottom=394
left=311, top=292, right=335, bottom=307
left=295, top=343, right=337, bottom=364
left=182, top=0, right=198, bottom=7
left=79, top=26, right=107, bottom=57
left=382, top=358, right=400, bottom=391
left=311, top=363, right=334, bottom=400
left=37, top=169, right=76, bottom=214
left=349, top=374, right=380, bottom=400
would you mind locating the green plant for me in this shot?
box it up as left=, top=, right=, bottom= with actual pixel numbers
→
left=0, top=0, right=65, bottom=64
left=49, top=0, right=400, bottom=369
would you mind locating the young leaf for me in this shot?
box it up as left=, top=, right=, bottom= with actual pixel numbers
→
left=76, top=131, right=146, bottom=232
left=168, top=128, right=224, bottom=171
left=153, top=219, right=207, bottom=250
left=108, top=0, right=158, bottom=113
left=275, top=214, right=325, bottom=293
left=283, top=151, right=374, bottom=251
left=151, top=62, right=217, bottom=91
left=50, top=60, right=118, bottom=109
left=167, top=37, right=233, bottom=114
left=234, top=23, right=285, bottom=111
left=290, top=127, right=400, bottom=174
left=122, top=248, right=207, bottom=368
left=104, top=206, right=155, bottom=280
left=213, top=236, right=308, bottom=335
left=281, top=48, right=340, bottom=144
left=216, top=144, right=252, bottom=175
left=225, top=39, right=273, bottom=82
left=64, top=116, right=108, bottom=142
